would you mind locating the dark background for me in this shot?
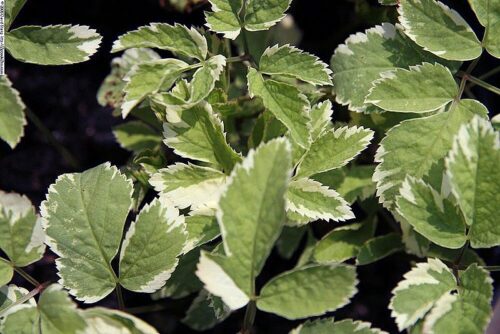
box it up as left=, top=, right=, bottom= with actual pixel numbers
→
left=1, top=0, right=498, bottom=333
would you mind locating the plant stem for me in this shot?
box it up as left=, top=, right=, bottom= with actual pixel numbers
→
left=226, top=55, right=252, bottom=63
left=13, top=267, right=40, bottom=287
left=24, top=108, right=80, bottom=169
left=462, top=74, right=500, bottom=95
left=452, top=241, right=469, bottom=285
left=0, top=282, right=48, bottom=317
left=483, top=266, right=500, bottom=272
left=115, top=284, right=125, bottom=310
left=241, top=300, right=257, bottom=334
left=478, top=65, right=500, bottom=81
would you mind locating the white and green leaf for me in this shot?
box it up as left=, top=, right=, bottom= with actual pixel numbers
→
left=291, top=318, right=388, bottom=334
left=41, top=163, right=133, bottom=303
left=259, top=44, right=332, bottom=86
left=366, top=63, right=458, bottom=113
left=468, top=0, right=500, bottom=57
left=257, top=264, right=358, bottom=319
left=446, top=116, right=500, bottom=248
left=398, top=0, right=482, bottom=60
left=112, top=23, right=207, bottom=60
left=150, top=163, right=226, bottom=210
left=119, top=198, right=187, bottom=293
left=204, top=0, right=242, bottom=40
left=0, top=76, right=26, bottom=149
left=244, top=0, right=292, bottom=31
left=0, top=191, right=45, bottom=267
left=247, top=67, right=311, bottom=148
left=83, top=307, right=159, bottom=334
left=6, top=25, right=102, bottom=65
left=113, top=121, right=162, bottom=153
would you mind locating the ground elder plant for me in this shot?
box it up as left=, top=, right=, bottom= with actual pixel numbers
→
left=0, top=0, right=499, bottom=333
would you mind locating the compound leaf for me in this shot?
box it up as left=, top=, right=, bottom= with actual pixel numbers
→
left=331, top=23, right=459, bottom=112
left=6, top=25, right=101, bottom=65
left=0, top=76, right=26, bottom=149
left=259, top=45, right=332, bottom=86
left=286, top=178, right=353, bottom=224
left=112, top=23, right=207, bottom=61
left=196, top=139, right=292, bottom=309
left=119, top=198, right=187, bottom=293
left=0, top=191, right=45, bottom=267
left=446, top=116, right=500, bottom=248
left=257, top=264, right=358, bottom=319
left=366, top=63, right=458, bottom=113
left=296, top=126, right=373, bottom=178
left=398, top=0, right=482, bottom=60
left=374, top=99, right=487, bottom=209
left=247, top=67, right=311, bottom=148
left=41, top=163, right=133, bottom=303
left=150, top=163, right=226, bottom=210
left=396, top=177, right=466, bottom=249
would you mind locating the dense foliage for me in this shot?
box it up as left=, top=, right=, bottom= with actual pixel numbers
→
left=0, top=0, right=499, bottom=333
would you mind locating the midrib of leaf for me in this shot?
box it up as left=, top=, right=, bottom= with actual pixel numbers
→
left=77, top=172, right=119, bottom=283
left=248, top=150, right=283, bottom=297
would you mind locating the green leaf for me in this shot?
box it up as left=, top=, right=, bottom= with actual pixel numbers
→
left=374, top=99, right=487, bottom=209
left=184, top=213, right=220, bottom=252
left=0, top=285, right=31, bottom=315
left=98, top=48, right=161, bottom=109
left=422, top=264, right=492, bottom=334
left=259, top=45, right=332, bottom=86
left=119, top=198, right=187, bottom=293
left=0, top=261, right=13, bottom=286
left=390, top=258, right=457, bottom=330
left=112, top=23, right=207, bottom=61
left=247, top=67, right=311, bottom=148
left=121, top=58, right=190, bottom=117
left=196, top=138, right=292, bottom=309
left=1, top=284, right=87, bottom=334
left=0, top=76, right=26, bottom=148
left=6, top=25, right=101, bottom=65
left=366, top=63, right=458, bottom=113
left=113, top=121, right=161, bottom=153
left=309, top=100, right=333, bottom=141
left=244, top=0, right=292, bottom=31
left=204, top=0, right=242, bottom=40
left=182, top=290, right=231, bottom=331
left=83, top=307, right=159, bottom=334
left=291, top=318, right=388, bottom=334
left=468, top=0, right=500, bottom=57
left=257, top=264, right=358, bottom=319
left=313, top=165, right=376, bottom=204
left=163, top=102, right=241, bottom=172
left=0, top=191, right=45, bottom=267
left=390, top=259, right=493, bottom=333
left=396, top=177, right=466, bottom=249
left=5, top=0, right=27, bottom=30
left=356, top=233, right=404, bottom=265
left=313, top=219, right=376, bottom=264
left=41, top=163, right=133, bottom=302
left=446, top=116, right=500, bottom=248
left=150, top=163, right=226, bottom=210
left=296, top=126, right=373, bottom=178
left=398, top=0, right=482, bottom=61
left=286, top=178, right=353, bottom=224
left=153, top=248, right=203, bottom=300
left=331, top=23, right=459, bottom=112
left=188, top=55, right=227, bottom=103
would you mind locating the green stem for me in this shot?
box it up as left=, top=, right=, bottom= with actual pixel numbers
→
left=226, top=55, right=252, bottom=63
left=478, top=65, right=500, bottom=81
left=242, top=299, right=257, bottom=334
left=463, top=74, right=500, bottom=95
left=483, top=266, right=500, bottom=272
left=13, top=267, right=40, bottom=287
left=24, top=108, right=81, bottom=170
left=0, top=282, right=49, bottom=317
left=115, top=284, right=125, bottom=310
